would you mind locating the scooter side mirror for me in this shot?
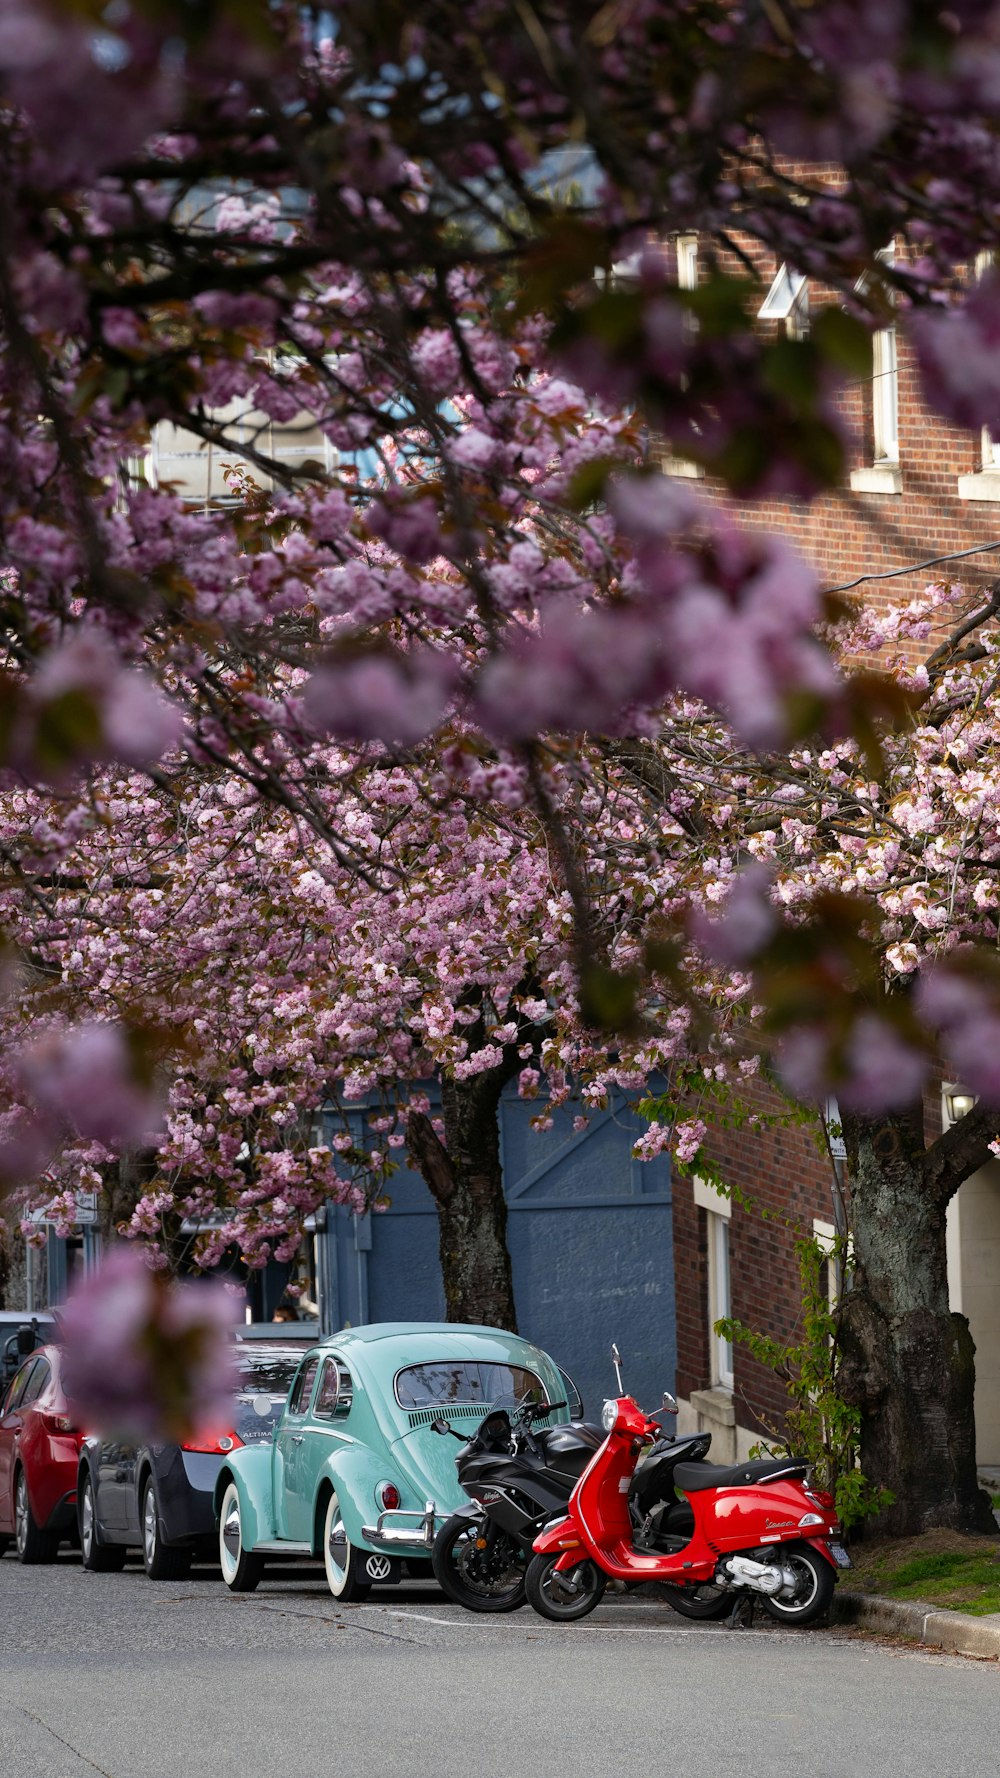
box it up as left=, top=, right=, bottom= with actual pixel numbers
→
left=611, top=1343, right=624, bottom=1392
left=661, top=1392, right=678, bottom=1416
left=429, top=1417, right=450, bottom=1436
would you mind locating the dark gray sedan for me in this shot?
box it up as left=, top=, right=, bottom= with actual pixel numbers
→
left=77, top=1340, right=307, bottom=1579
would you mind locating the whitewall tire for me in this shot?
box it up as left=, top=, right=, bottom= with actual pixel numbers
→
left=219, top=1481, right=263, bottom=1594
left=322, top=1490, right=370, bottom=1602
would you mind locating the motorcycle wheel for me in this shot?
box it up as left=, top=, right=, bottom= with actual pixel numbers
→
left=760, top=1541, right=836, bottom=1625
left=432, top=1514, right=526, bottom=1613
left=524, top=1552, right=606, bottom=1622
left=657, top=1581, right=733, bottom=1620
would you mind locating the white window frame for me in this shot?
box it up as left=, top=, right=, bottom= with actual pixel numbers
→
left=872, top=324, right=899, bottom=465
left=974, top=253, right=1000, bottom=468
left=707, top=1212, right=734, bottom=1390
left=694, top=1178, right=734, bottom=1391
left=676, top=234, right=698, bottom=292
left=661, top=234, right=706, bottom=478
left=812, top=1218, right=841, bottom=1317
left=758, top=263, right=809, bottom=339
left=850, top=245, right=902, bottom=493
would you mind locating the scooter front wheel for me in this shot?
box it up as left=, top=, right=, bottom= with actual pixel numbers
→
left=432, top=1514, right=526, bottom=1613
left=525, top=1552, right=606, bottom=1622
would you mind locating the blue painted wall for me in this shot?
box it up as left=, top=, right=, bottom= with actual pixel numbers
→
left=320, top=1085, right=675, bottom=1421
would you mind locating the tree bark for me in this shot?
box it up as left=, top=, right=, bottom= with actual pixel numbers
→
left=838, top=1102, right=996, bottom=1537
left=406, top=1072, right=518, bottom=1330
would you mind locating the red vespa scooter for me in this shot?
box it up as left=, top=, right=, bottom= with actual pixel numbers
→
left=526, top=1368, right=848, bottom=1625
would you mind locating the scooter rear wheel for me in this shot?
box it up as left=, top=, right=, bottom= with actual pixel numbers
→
left=525, top=1552, right=606, bottom=1622
left=432, top=1514, right=526, bottom=1612
left=760, top=1541, right=836, bottom=1625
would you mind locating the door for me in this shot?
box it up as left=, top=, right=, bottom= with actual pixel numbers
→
left=322, top=1083, right=675, bottom=1420
left=274, top=1354, right=319, bottom=1540
left=294, top=1356, right=349, bottom=1542
left=0, top=1361, right=39, bottom=1530
left=94, top=1438, right=136, bottom=1535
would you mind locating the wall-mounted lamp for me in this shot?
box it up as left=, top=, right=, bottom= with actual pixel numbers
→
left=945, top=1088, right=977, bottom=1124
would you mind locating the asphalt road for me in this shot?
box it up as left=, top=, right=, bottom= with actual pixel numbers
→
left=1, top=1547, right=997, bottom=1778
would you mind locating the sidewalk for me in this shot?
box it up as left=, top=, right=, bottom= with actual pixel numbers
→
left=833, top=1590, right=1000, bottom=1658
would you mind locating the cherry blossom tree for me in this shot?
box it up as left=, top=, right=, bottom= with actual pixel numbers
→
left=9, top=2, right=1000, bottom=1509
left=7, top=0, right=1000, bottom=1087
left=10, top=561, right=1000, bottom=1528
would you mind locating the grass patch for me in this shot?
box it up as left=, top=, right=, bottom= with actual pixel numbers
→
left=841, top=1529, right=1000, bottom=1616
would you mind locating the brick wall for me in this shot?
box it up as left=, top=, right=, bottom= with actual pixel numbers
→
left=701, top=325, right=1000, bottom=613
left=669, top=222, right=984, bottom=1430
left=672, top=1084, right=834, bottom=1435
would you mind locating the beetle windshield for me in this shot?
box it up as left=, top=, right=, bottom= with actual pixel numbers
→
left=394, top=1362, right=546, bottom=1409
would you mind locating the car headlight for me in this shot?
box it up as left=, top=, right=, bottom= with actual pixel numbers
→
left=601, top=1399, right=619, bottom=1433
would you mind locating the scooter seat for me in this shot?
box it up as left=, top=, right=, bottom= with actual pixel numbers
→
left=673, top=1456, right=808, bottom=1493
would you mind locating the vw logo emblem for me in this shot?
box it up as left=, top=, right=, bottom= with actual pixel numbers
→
left=365, top=1554, right=392, bottom=1581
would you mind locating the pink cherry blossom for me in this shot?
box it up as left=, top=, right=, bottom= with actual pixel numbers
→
left=60, top=1247, right=239, bottom=1441
left=19, top=1022, right=164, bottom=1149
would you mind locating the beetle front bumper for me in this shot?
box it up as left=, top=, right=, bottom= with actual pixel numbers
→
left=361, top=1501, right=439, bottom=1549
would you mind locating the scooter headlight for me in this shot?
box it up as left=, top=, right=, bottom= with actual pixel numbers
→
left=601, top=1398, right=619, bottom=1433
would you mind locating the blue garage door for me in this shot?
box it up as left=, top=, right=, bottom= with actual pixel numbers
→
left=318, top=1087, right=674, bottom=1420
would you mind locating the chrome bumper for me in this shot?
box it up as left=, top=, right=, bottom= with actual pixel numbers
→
left=361, top=1500, right=438, bottom=1549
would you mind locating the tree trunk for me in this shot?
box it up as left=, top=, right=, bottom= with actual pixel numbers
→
left=406, top=1073, right=517, bottom=1330
left=838, top=1103, right=995, bottom=1537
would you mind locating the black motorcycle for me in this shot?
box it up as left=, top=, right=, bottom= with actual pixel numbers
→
left=431, top=1393, right=712, bottom=1614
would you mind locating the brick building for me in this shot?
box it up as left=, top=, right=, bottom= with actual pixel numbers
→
left=667, top=235, right=1000, bottom=1469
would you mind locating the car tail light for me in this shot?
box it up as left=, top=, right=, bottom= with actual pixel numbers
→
left=182, top=1431, right=245, bottom=1455
left=38, top=1410, right=76, bottom=1434
left=377, top=1481, right=401, bottom=1511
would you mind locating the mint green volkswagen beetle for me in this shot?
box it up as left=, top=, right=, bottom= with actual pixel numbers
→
left=213, top=1323, right=575, bottom=1600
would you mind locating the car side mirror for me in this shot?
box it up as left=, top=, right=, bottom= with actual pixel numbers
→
left=16, top=1327, right=35, bottom=1357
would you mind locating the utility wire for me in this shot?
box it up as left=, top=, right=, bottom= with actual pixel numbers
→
left=826, top=537, right=1000, bottom=594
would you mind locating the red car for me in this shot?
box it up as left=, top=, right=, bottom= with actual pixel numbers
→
left=0, top=1344, right=83, bottom=1563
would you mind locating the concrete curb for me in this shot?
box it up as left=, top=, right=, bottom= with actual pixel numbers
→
left=833, top=1590, right=1000, bottom=1657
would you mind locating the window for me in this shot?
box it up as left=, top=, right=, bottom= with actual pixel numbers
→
left=974, top=252, right=1000, bottom=469
left=236, top=1350, right=303, bottom=1399
left=2, top=1360, right=40, bottom=1415
left=557, top=1366, right=585, bottom=1421
left=758, top=263, right=809, bottom=339
left=812, top=1219, right=844, bottom=1317
left=676, top=234, right=698, bottom=292
left=286, top=1355, right=319, bottom=1416
left=20, top=1358, right=50, bottom=1407
left=707, top=1213, right=734, bottom=1390
left=693, top=1177, right=734, bottom=1392
left=394, top=1361, right=545, bottom=1410
left=850, top=246, right=901, bottom=492
left=872, top=324, right=899, bottom=464
left=662, top=234, right=704, bottom=479
left=314, top=1358, right=346, bottom=1419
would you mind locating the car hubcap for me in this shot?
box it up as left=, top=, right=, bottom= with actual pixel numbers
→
left=143, top=1492, right=156, bottom=1563
left=81, top=1487, right=93, bottom=1557
left=15, top=1477, right=27, bottom=1553
left=327, top=1505, right=347, bottom=1584
left=222, top=1500, right=241, bottom=1565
